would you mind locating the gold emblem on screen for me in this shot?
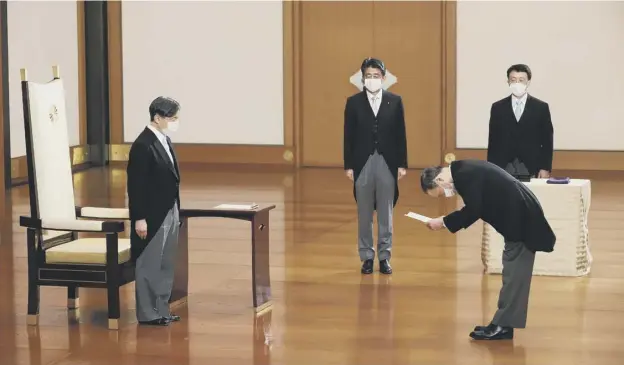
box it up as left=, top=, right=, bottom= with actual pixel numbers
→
left=283, top=150, right=294, bottom=162
left=49, top=105, right=59, bottom=123
left=444, top=153, right=456, bottom=164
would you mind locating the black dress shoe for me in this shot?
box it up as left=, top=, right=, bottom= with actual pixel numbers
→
left=474, top=323, right=493, bottom=331
left=138, top=317, right=170, bottom=326
left=167, top=314, right=181, bottom=322
left=361, top=259, right=374, bottom=274
left=379, top=259, right=392, bottom=274
left=469, top=325, right=513, bottom=340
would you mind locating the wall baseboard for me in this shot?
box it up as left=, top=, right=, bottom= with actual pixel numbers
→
left=9, top=143, right=295, bottom=188
left=449, top=149, right=624, bottom=171
left=441, top=2, right=624, bottom=172
left=109, top=143, right=296, bottom=167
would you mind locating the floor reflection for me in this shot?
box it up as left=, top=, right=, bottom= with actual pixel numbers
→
left=1, top=166, right=624, bottom=364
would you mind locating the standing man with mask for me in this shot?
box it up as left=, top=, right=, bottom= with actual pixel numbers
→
left=127, top=96, right=182, bottom=326
left=487, top=64, right=554, bottom=179
left=419, top=159, right=556, bottom=340
left=343, top=57, right=408, bottom=275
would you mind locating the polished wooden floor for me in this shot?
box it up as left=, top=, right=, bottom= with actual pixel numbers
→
left=1, top=164, right=624, bottom=365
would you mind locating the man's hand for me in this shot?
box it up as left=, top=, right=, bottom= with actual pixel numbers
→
left=135, top=219, right=148, bottom=239
left=426, top=217, right=446, bottom=231
left=538, top=169, right=551, bottom=178
left=398, top=168, right=407, bottom=180
left=345, top=169, right=354, bottom=181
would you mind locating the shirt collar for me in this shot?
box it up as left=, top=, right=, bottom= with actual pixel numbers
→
left=366, top=89, right=382, bottom=100
left=512, top=92, right=528, bottom=105
left=147, top=124, right=168, bottom=144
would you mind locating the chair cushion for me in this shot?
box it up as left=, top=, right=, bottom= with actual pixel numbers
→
left=45, top=238, right=131, bottom=265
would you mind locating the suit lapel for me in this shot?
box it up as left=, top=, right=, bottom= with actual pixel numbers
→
left=517, top=95, right=533, bottom=124
left=376, top=90, right=389, bottom=119
left=504, top=95, right=516, bottom=123
left=150, top=131, right=179, bottom=180
left=166, top=137, right=180, bottom=179
left=358, top=91, right=375, bottom=119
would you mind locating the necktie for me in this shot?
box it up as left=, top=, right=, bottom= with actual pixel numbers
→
left=514, top=100, right=523, bottom=121
left=164, top=137, right=174, bottom=163
left=372, top=96, right=379, bottom=116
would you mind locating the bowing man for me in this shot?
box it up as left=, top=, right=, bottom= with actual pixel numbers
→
left=127, top=96, right=182, bottom=326
left=419, top=159, right=556, bottom=340
left=343, top=57, right=408, bottom=275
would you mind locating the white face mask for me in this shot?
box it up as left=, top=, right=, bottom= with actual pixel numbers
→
left=364, top=78, right=382, bottom=93
left=509, top=82, right=527, bottom=97
left=166, top=120, right=180, bottom=132
left=443, top=188, right=455, bottom=198
left=436, top=178, right=455, bottom=198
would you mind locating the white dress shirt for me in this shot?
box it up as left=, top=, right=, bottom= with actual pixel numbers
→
left=147, top=125, right=174, bottom=163
left=367, top=90, right=382, bottom=116
left=511, top=93, right=528, bottom=122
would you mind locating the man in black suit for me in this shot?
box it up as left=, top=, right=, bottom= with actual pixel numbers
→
left=343, top=57, right=408, bottom=275
left=127, top=96, right=182, bottom=326
left=420, top=159, right=556, bottom=340
left=487, top=64, right=554, bottom=179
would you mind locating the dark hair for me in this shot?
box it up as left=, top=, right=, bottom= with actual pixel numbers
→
left=360, top=57, right=386, bottom=77
left=149, top=96, right=180, bottom=121
left=420, top=166, right=443, bottom=192
left=506, top=64, right=532, bottom=80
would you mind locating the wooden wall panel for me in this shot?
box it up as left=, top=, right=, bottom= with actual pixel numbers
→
left=299, top=1, right=443, bottom=168
left=300, top=1, right=374, bottom=167
left=3, top=0, right=615, bottom=177
left=374, top=1, right=443, bottom=167
left=107, top=1, right=123, bottom=145
left=77, top=0, right=86, bottom=145
left=298, top=0, right=624, bottom=171
left=0, top=1, right=5, bottom=194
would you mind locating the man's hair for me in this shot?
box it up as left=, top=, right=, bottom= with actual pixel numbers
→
left=361, top=57, right=386, bottom=77
left=420, top=166, right=443, bottom=192
left=149, top=96, right=180, bottom=121
left=506, top=64, right=532, bottom=80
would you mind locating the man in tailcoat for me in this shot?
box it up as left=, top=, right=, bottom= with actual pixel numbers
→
left=343, top=57, right=408, bottom=274
left=127, top=96, right=182, bottom=326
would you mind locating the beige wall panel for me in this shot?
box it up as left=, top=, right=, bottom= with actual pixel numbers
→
left=7, top=1, right=80, bottom=158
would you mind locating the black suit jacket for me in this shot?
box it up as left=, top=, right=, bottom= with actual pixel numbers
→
left=126, top=127, right=181, bottom=262
left=487, top=95, right=554, bottom=176
left=442, top=159, right=555, bottom=253
left=343, top=90, right=408, bottom=206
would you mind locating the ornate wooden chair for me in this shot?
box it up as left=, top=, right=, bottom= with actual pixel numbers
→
left=18, top=66, right=133, bottom=330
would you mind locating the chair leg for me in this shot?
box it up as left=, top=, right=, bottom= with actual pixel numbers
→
left=106, top=233, right=121, bottom=330
left=107, top=285, right=120, bottom=330
left=68, top=286, right=79, bottom=309
left=27, top=280, right=40, bottom=326
left=26, top=228, right=39, bottom=326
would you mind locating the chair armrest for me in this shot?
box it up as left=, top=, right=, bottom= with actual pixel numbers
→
left=75, top=206, right=129, bottom=219
left=20, top=216, right=125, bottom=233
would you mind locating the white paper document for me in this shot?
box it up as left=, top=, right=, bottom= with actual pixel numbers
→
left=405, top=212, right=432, bottom=223
left=213, top=203, right=259, bottom=210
